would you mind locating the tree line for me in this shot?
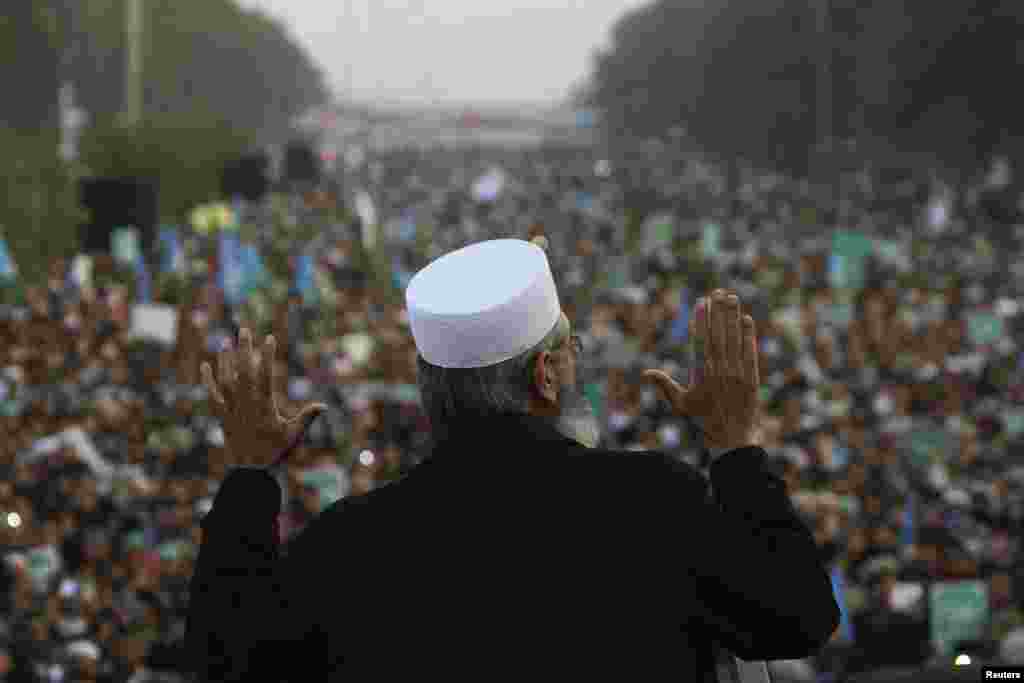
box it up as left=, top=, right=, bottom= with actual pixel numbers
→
left=589, top=0, right=1024, bottom=179
left=0, top=0, right=328, bottom=286
left=0, top=0, right=325, bottom=139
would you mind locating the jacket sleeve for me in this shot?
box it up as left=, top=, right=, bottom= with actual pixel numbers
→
left=670, top=447, right=840, bottom=661
left=185, top=467, right=325, bottom=682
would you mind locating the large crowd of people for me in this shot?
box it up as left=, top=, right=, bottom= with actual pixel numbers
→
left=1, top=137, right=1023, bottom=681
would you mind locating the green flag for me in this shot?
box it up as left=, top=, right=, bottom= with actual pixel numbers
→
left=906, top=428, right=951, bottom=468
left=966, top=310, right=1003, bottom=346
left=112, top=227, right=141, bottom=266
left=301, top=468, right=344, bottom=509
left=701, top=222, right=721, bottom=260
left=1003, top=409, right=1024, bottom=438
left=874, top=239, right=910, bottom=271
left=930, top=580, right=988, bottom=657
left=585, top=382, right=605, bottom=424
left=830, top=229, right=872, bottom=291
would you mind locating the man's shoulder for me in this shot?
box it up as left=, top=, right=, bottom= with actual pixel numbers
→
left=568, top=446, right=709, bottom=491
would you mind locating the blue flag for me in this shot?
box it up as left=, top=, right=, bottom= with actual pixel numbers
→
left=902, top=490, right=916, bottom=548
left=240, top=244, right=266, bottom=295
left=0, top=236, right=17, bottom=280
left=218, top=232, right=245, bottom=307
left=828, top=252, right=845, bottom=289
left=830, top=565, right=855, bottom=642
left=158, top=227, right=183, bottom=274
left=398, top=211, right=417, bottom=243
left=294, top=252, right=315, bottom=304
left=392, top=256, right=413, bottom=291
left=135, top=254, right=152, bottom=304
left=670, top=288, right=691, bottom=343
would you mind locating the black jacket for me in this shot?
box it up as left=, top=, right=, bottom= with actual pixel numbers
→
left=186, top=412, right=839, bottom=681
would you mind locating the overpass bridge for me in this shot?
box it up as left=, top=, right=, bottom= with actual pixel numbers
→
left=296, top=101, right=597, bottom=153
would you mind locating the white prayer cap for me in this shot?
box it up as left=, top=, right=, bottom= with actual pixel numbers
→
left=406, top=239, right=561, bottom=368
left=67, top=640, right=101, bottom=660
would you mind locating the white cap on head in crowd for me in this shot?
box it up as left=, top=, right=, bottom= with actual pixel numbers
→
left=405, top=239, right=561, bottom=369
left=67, top=640, right=101, bottom=661
left=1001, top=627, right=1024, bottom=665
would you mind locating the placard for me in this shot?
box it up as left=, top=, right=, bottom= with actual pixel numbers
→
left=129, top=304, right=178, bottom=347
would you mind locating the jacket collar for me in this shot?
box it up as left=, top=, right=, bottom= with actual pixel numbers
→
left=426, top=412, right=575, bottom=466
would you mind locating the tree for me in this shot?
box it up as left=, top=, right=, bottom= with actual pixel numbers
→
left=0, top=0, right=330, bottom=286
left=79, top=109, right=256, bottom=223
left=0, top=127, right=88, bottom=289
left=590, top=0, right=1024, bottom=176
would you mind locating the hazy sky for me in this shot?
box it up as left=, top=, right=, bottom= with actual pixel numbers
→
left=237, top=0, right=647, bottom=106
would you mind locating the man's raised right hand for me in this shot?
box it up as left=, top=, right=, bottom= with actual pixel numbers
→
left=643, top=289, right=762, bottom=453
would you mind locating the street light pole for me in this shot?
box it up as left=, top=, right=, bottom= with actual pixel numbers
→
left=815, top=0, right=832, bottom=186
left=121, top=0, right=144, bottom=128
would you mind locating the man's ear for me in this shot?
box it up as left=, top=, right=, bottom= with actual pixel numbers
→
left=532, top=351, right=560, bottom=407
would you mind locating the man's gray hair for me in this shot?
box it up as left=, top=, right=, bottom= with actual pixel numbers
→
left=416, top=313, right=570, bottom=440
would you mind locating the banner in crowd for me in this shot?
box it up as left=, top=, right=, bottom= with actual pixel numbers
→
left=930, top=580, right=988, bottom=657
left=471, top=167, right=506, bottom=202
left=218, top=231, right=245, bottom=307
left=873, top=239, right=912, bottom=272
left=240, top=242, right=267, bottom=296
left=670, top=288, right=691, bottom=344
left=66, top=254, right=91, bottom=292
left=294, top=252, right=315, bottom=304
left=701, top=222, right=721, bottom=260
left=300, top=463, right=349, bottom=510
left=575, top=109, right=596, bottom=129
left=585, top=381, right=605, bottom=426
left=130, top=304, right=178, bottom=347
left=392, top=256, right=413, bottom=291
left=641, top=213, right=674, bottom=255
left=355, top=190, right=377, bottom=250
left=1003, top=408, right=1024, bottom=438
left=830, top=565, right=856, bottom=642
left=829, top=229, right=872, bottom=291
left=906, top=428, right=953, bottom=468
left=190, top=202, right=238, bottom=236
left=112, top=227, right=141, bottom=266
left=0, top=234, right=16, bottom=281
left=386, top=212, right=418, bottom=244
left=340, top=333, right=375, bottom=368
left=965, top=307, right=1004, bottom=347
left=135, top=253, right=152, bottom=304
left=158, top=227, right=185, bottom=274
left=573, top=191, right=592, bottom=213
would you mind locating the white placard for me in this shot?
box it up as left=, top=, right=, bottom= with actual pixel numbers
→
left=355, top=190, right=377, bottom=250
left=129, top=304, right=178, bottom=346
